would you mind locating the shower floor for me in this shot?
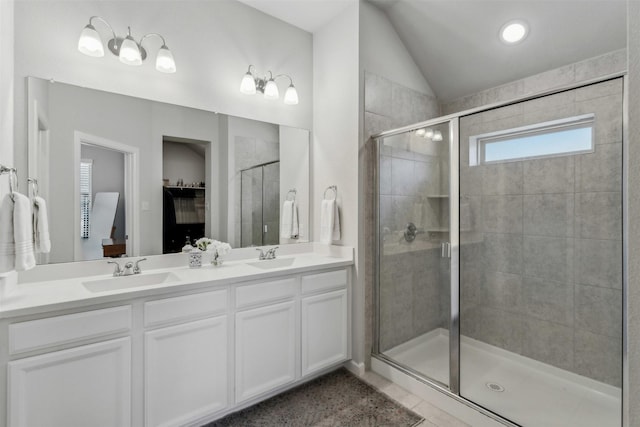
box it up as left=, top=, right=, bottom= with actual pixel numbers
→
left=384, top=329, right=621, bottom=427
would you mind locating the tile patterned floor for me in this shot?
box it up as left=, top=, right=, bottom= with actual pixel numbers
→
left=358, top=371, right=471, bottom=427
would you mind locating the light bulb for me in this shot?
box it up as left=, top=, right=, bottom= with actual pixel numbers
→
left=119, top=35, right=142, bottom=66
left=78, top=24, right=104, bottom=57
left=284, top=84, right=299, bottom=105
left=155, top=45, right=176, bottom=73
left=500, top=20, right=528, bottom=44
left=415, top=128, right=426, bottom=137
left=432, top=130, right=443, bottom=142
left=240, top=72, right=257, bottom=95
left=425, top=128, right=434, bottom=138
left=264, top=79, right=279, bottom=100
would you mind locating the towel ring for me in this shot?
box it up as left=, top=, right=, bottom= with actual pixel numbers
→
left=0, top=165, right=18, bottom=201
left=28, top=178, right=39, bottom=198
left=323, top=185, right=337, bottom=201
left=286, top=189, right=297, bottom=201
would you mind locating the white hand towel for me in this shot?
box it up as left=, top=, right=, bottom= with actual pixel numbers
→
left=291, top=200, right=299, bottom=238
left=33, top=196, right=51, bottom=253
left=281, top=200, right=294, bottom=239
left=331, top=201, right=340, bottom=241
left=0, top=194, right=14, bottom=273
left=13, top=192, right=35, bottom=271
left=320, top=199, right=341, bottom=244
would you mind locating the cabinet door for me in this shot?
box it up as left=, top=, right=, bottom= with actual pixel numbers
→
left=301, top=289, right=348, bottom=376
left=145, top=316, right=227, bottom=427
left=7, top=337, right=131, bottom=427
left=235, top=300, right=296, bottom=403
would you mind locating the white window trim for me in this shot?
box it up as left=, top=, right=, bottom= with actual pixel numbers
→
left=469, top=113, right=595, bottom=166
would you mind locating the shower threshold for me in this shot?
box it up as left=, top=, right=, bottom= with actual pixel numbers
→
left=383, top=329, right=620, bottom=427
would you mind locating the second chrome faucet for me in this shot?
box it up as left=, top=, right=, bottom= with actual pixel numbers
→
left=108, top=258, right=147, bottom=277
left=256, top=247, right=278, bottom=260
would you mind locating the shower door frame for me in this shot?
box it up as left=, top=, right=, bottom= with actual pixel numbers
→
left=371, top=72, right=628, bottom=427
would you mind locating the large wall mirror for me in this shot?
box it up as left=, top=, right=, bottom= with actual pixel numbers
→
left=27, top=77, right=310, bottom=264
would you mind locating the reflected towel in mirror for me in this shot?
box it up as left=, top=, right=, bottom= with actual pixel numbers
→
left=281, top=200, right=299, bottom=239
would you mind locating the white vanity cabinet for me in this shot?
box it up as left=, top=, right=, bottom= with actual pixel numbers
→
left=144, top=289, right=229, bottom=427
left=301, top=270, right=349, bottom=377
left=6, top=306, right=133, bottom=427
left=234, top=278, right=298, bottom=403
left=0, top=263, right=352, bottom=427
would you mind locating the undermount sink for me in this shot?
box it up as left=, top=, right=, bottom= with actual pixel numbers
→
left=83, top=272, right=180, bottom=293
left=248, top=258, right=295, bottom=270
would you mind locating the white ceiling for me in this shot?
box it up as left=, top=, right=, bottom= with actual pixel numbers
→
left=236, top=0, right=357, bottom=33
left=237, top=0, right=627, bottom=101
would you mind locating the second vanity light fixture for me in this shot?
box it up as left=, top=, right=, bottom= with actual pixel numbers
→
left=240, top=65, right=299, bottom=105
left=78, top=16, right=176, bottom=73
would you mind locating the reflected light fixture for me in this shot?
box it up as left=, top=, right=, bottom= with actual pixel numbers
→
left=415, top=128, right=443, bottom=142
left=78, top=16, right=176, bottom=73
left=240, top=65, right=299, bottom=105
left=500, top=20, right=529, bottom=45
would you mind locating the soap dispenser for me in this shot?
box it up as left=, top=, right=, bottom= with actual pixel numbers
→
left=182, top=236, right=194, bottom=253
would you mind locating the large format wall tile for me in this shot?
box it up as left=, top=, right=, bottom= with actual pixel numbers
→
left=576, top=143, right=622, bottom=192
left=522, top=156, right=575, bottom=194
left=523, top=236, right=574, bottom=283
left=521, top=318, right=574, bottom=371
left=574, top=329, right=622, bottom=386
left=485, top=233, right=523, bottom=275
left=575, top=238, right=622, bottom=289
left=575, top=192, right=622, bottom=240
left=523, top=194, right=574, bottom=237
left=482, top=162, right=523, bottom=195
left=521, top=276, right=573, bottom=326
left=482, top=195, right=523, bottom=233
left=575, top=284, right=622, bottom=337
left=364, top=72, right=392, bottom=117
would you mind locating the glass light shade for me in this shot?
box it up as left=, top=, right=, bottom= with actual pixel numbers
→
left=415, top=128, right=426, bottom=137
left=424, top=128, right=434, bottom=138
left=432, top=130, right=443, bottom=141
left=155, top=46, right=176, bottom=73
left=119, top=36, right=142, bottom=66
left=78, top=24, right=104, bottom=57
left=500, top=21, right=528, bottom=44
left=283, top=84, right=299, bottom=105
left=264, top=79, right=279, bottom=100
left=240, top=72, right=257, bottom=95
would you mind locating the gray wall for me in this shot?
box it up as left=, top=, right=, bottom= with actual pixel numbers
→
left=162, top=141, right=206, bottom=186
left=460, top=79, right=623, bottom=386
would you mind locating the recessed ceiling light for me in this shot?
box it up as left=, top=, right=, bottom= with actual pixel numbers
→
left=500, top=20, right=529, bottom=44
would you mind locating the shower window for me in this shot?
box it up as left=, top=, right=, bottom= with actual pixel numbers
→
left=469, top=113, right=594, bottom=165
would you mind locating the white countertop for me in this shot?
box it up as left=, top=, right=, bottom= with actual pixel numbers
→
left=0, top=243, right=353, bottom=319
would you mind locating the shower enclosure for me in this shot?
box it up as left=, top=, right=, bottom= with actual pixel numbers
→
left=373, top=77, right=624, bottom=427
left=240, top=160, right=280, bottom=247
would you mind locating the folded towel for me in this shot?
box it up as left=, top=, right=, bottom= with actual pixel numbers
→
left=0, top=194, right=14, bottom=273
left=33, top=196, right=51, bottom=253
left=13, top=192, right=35, bottom=271
left=320, top=199, right=340, bottom=244
left=281, top=200, right=294, bottom=239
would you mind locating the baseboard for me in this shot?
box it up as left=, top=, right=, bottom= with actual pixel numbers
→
left=344, top=359, right=365, bottom=376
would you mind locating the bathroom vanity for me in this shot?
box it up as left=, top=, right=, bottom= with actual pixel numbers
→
left=0, top=244, right=353, bottom=427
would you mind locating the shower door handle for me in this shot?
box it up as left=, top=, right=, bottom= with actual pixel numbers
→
left=441, top=242, right=451, bottom=258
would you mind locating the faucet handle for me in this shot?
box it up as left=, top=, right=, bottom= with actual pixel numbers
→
left=266, top=246, right=279, bottom=259
left=256, top=248, right=265, bottom=260
left=107, top=260, right=123, bottom=276
left=134, top=258, right=147, bottom=274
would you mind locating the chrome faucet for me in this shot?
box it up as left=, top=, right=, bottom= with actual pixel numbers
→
left=107, top=258, right=147, bottom=277
left=256, top=247, right=278, bottom=260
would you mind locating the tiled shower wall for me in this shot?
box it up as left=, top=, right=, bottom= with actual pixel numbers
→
left=459, top=78, right=623, bottom=386
left=363, top=71, right=443, bottom=352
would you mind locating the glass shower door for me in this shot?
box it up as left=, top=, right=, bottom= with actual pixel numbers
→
left=376, top=120, right=455, bottom=387
left=458, top=79, right=623, bottom=427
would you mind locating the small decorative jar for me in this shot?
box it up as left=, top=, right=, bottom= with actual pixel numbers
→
left=188, top=250, right=202, bottom=268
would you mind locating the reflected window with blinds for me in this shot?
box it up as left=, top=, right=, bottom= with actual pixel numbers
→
left=80, top=159, right=93, bottom=238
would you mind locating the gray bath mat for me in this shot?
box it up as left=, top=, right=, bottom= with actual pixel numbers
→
left=206, top=368, right=423, bottom=427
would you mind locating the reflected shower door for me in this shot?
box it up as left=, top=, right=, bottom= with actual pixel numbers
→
left=459, top=79, right=623, bottom=427
left=376, top=120, right=454, bottom=387
left=240, top=161, right=280, bottom=247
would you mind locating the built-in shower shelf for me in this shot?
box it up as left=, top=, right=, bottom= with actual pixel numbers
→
left=426, top=228, right=449, bottom=232
left=426, top=195, right=449, bottom=198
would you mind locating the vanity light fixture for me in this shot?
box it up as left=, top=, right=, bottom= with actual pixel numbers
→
left=78, top=16, right=176, bottom=73
left=240, top=65, right=299, bottom=105
left=500, top=20, right=529, bottom=45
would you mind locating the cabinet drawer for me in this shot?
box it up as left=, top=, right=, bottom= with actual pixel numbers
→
left=236, top=277, right=297, bottom=309
left=144, top=289, right=227, bottom=327
left=301, top=269, right=347, bottom=295
left=9, top=306, right=131, bottom=355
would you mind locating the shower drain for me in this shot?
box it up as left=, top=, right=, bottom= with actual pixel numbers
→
left=486, top=382, right=505, bottom=392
